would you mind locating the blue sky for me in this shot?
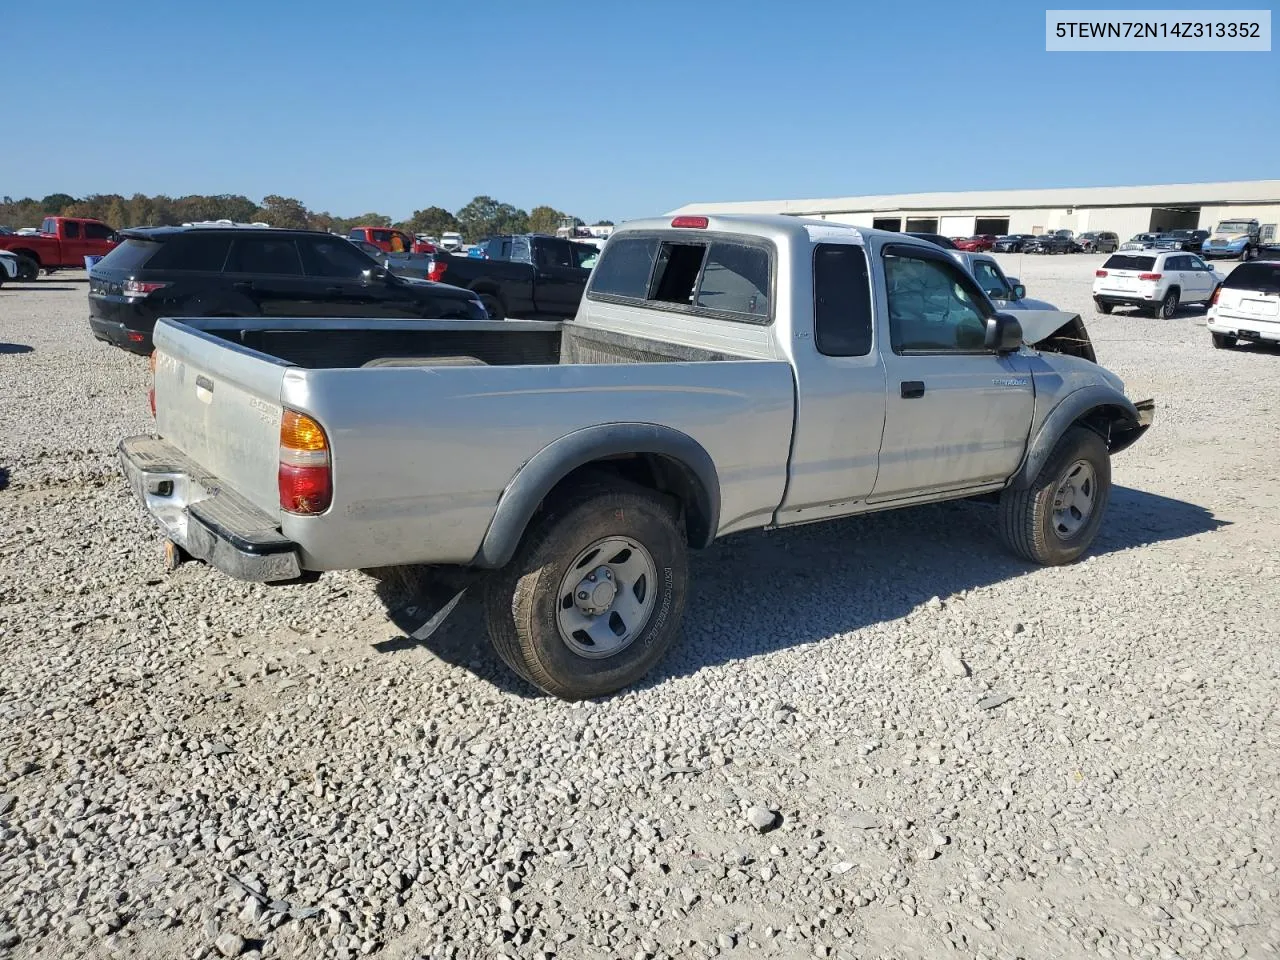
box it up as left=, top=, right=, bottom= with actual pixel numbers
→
left=2, top=0, right=1275, bottom=223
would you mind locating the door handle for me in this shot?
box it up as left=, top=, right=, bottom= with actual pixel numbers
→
left=232, top=281, right=253, bottom=291
left=900, top=381, right=926, bottom=399
left=324, top=286, right=343, bottom=295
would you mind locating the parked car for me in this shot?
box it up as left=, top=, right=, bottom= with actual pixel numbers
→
left=1093, top=250, right=1225, bottom=318
left=346, top=226, right=434, bottom=255
left=426, top=234, right=597, bottom=320
left=88, top=226, right=486, bottom=354
left=953, top=235, right=998, bottom=252
left=1118, top=233, right=1165, bottom=252
left=0, top=216, right=119, bottom=273
left=439, top=232, right=464, bottom=251
left=349, top=239, right=439, bottom=281
left=953, top=251, right=1060, bottom=311
left=1024, top=233, right=1076, bottom=255
left=1163, top=228, right=1210, bottom=253
left=1075, top=232, right=1119, bottom=254
left=1201, top=219, right=1260, bottom=261
left=904, top=232, right=957, bottom=250
left=0, top=249, right=39, bottom=283
left=992, top=234, right=1035, bottom=253
left=1206, top=259, right=1280, bottom=349
left=118, top=215, right=1152, bottom=699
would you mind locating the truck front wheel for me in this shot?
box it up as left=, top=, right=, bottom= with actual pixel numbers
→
left=998, top=427, right=1111, bottom=566
left=483, top=482, right=688, bottom=699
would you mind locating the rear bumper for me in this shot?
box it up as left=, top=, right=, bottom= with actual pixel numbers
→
left=1094, top=292, right=1159, bottom=307
left=90, top=315, right=153, bottom=354
left=118, top=436, right=302, bottom=582
left=1207, top=312, right=1280, bottom=342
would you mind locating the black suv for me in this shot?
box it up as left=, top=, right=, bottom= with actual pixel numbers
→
left=89, top=226, right=487, bottom=354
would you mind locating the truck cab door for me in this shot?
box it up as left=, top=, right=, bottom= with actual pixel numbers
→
left=532, top=238, right=588, bottom=318
left=775, top=240, right=888, bottom=522
left=869, top=243, right=1033, bottom=502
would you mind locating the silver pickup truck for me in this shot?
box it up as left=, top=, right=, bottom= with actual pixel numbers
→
left=119, top=215, right=1153, bottom=699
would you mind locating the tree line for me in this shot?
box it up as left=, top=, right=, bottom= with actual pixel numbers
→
left=0, top=193, right=615, bottom=242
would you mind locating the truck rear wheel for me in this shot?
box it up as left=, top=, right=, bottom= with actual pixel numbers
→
left=998, top=427, right=1111, bottom=566
left=483, top=482, right=688, bottom=699
left=478, top=293, right=505, bottom=321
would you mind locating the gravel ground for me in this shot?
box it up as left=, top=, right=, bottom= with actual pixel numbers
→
left=1, top=258, right=1278, bottom=960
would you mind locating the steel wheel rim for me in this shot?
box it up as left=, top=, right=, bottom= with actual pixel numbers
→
left=1051, top=459, right=1097, bottom=539
left=556, top=536, right=658, bottom=659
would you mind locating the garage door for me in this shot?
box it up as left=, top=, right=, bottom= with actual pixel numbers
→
left=975, top=217, right=1010, bottom=235
left=939, top=216, right=974, bottom=238
left=904, top=218, right=938, bottom=233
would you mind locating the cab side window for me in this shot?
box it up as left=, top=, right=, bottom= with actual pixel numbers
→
left=63, top=221, right=82, bottom=239
left=971, top=260, right=1011, bottom=300
left=813, top=243, right=872, bottom=357
left=884, top=248, right=991, bottom=353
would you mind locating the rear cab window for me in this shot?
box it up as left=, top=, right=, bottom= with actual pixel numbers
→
left=587, top=232, right=773, bottom=323
left=1103, top=254, right=1156, bottom=272
left=813, top=243, right=872, bottom=356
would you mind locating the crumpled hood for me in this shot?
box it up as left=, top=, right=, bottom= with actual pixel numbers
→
left=1010, top=310, right=1084, bottom=345
left=1208, top=231, right=1251, bottom=243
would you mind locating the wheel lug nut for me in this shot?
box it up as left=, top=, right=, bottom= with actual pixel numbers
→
left=578, top=591, right=589, bottom=600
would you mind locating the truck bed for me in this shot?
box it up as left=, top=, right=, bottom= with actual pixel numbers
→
left=206, top=318, right=746, bottom=368
left=149, top=316, right=794, bottom=572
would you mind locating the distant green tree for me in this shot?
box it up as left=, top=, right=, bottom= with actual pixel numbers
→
left=40, top=193, right=78, bottom=214
left=456, top=195, right=529, bottom=241
left=256, top=195, right=310, bottom=230
left=528, top=206, right=567, bottom=235
left=403, top=205, right=460, bottom=238
left=593, top=220, right=614, bottom=226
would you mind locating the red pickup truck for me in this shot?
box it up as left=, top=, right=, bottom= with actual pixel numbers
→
left=346, top=226, right=435, bottom=254
left=0, top=217, right=119, bottom=272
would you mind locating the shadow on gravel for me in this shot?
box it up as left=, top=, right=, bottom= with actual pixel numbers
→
left=0, top=467, right=8, bottom=490
left=370, top=486, right=1223, bottom=696
left=0, top=343, right=33, bottom=354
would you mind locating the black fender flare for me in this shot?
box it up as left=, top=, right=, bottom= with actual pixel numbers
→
left=472, top=423, right=721, bottom=569
left=1010, top=385, right=1147, bottom=490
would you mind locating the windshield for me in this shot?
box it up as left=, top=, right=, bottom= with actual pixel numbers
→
left=1215, top=221, right=1254, bottom=233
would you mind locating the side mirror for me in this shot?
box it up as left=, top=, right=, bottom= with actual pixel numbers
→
left=984, top=313, right=1023, bottom=354
left=362, top=266, right=390, bottom=283
left=1012, top=283, right=1027, bottom=300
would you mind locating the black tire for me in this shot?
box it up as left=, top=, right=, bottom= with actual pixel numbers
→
left=1095, top=300, right=1114, bottom=315
left=1158, top=289, right=1179, bottom=319
left=483, top=481, right=688, bottom=699
left=1212, top=332, right=1237, bottom=349
left=477, top=293, right=505, bottom=321
left=998, top=427, right=1111, bottom=566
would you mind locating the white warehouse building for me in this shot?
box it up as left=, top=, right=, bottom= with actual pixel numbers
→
left=669, top=180, right=1280, bottom=242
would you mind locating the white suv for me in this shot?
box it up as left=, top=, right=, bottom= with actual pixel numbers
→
left=1093, top=251, right=1225, bottom=318
left=1207, top=259, right=1280, bottom=349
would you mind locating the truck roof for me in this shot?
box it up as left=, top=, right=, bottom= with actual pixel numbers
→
left=617, top=213, right=922, bottom=249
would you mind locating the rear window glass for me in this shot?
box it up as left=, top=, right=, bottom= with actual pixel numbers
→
left=95, top=238, right=159, bottom=272
left=226, top=237, right=303, bottom=276
left=1223, top=262, right=1280, bottom=291
left=813, top=243, right=872, bottom=356
left=145, top=234, right=231, bottom=271
left=1103, top=254, right=1156, bottom=271
left=589, top=236, right=659, bottom=298
left=695, top=241, right=770, bottom=318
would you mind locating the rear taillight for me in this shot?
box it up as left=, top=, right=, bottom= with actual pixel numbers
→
left=279, top=410, right=332, bottom=515
left=1139, top=273, right=1162, bottom=281
left=148, top=351, right=157, bottom=417
left=122, top=279, right=169, bottom=298
left=1211, top=286, right=1221, bottom=305
left=427, top=260, right=448, bottom=283
left=1095, top=270, right=1108, bottom=277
